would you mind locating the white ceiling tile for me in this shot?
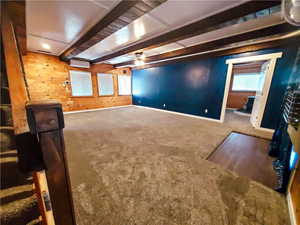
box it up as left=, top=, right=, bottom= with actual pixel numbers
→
left=27, top=0, right=108, bottom=44
left=105, top=55, right=135, bottom=64
left=178, top=12, right=283, bottom=47
left=77, top=13, right=167, bottom=60
left=27, top=34, right=68, bottom=55
left=144, top=43, right=184, bottom=56
left=76, top=44, right=112, bottom=59
left=101, top=13, right=167, bottom=49
left=150, top=0, right=243, bottom=29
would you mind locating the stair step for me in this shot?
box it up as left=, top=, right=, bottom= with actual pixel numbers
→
left=0, top=149, right=32, bottom=190
left=0, top=150, right=40, bottom=225
left=0, top=149, right=40, bottom=225
left=0, top=105, right=13, bottom=126
left=27, top=218, right=42, bottom=225
left=0, top=127, right=15, bottom=151
left=1, top=87, right=10, bottom=104
left=0, top=193, right=40, bottom=225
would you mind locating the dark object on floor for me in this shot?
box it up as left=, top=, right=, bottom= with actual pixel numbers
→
left=208, top=132, right=277, bottom=188
left=237, top=96, right=255, bottom=114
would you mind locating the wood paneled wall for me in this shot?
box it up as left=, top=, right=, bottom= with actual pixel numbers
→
left=226, top=62, right=263, bottom=109
left=22, top=52, right=132, bottom=112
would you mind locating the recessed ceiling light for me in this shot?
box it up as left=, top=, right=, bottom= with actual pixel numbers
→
left=41, top=43, right=51, bottom=50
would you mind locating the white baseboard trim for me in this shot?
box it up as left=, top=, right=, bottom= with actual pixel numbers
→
left=227, top=108, right=238, bottom=110
left=287, top=193, right=297, bottom=225
left=233, top=111, right=251, bottom=117
left=63, top=105, right=132, bottom=114
left=134, top=105, right=222, bottom=123
left=255, top=127, right=275, bottom=134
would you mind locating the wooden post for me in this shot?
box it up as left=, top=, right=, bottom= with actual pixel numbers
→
left=26, top=101, right=76, bottom=225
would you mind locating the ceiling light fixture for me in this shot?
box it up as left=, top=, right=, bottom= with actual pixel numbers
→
left=41, top=43, right=51, bottom=50
left=282, top=0, right=300, bottom=26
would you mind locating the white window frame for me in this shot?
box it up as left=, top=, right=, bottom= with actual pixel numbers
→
left=69, top=70, right=93, bottom=97
left=117, top=75, right=132, bottom=96
left=97, top=73, right=114, bottom=96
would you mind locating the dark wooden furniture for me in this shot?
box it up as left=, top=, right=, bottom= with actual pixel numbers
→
left=208, top=132, right=277, bottom=188
left=26, top=101, right=76, bottom=225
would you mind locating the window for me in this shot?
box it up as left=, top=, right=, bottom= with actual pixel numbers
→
left=70, top=70, right=93, bottom=96
left=232, top=73, right=264, bottom=92
left=118, top=75, right=131, bottom=95
left=97, top=73, right=114, bottom=96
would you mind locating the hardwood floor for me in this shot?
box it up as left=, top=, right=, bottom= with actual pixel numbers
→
left=208, top=132, right=277, bottom=189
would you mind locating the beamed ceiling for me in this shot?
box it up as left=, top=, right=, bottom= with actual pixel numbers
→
left=26, top=0, right=300, bottom=68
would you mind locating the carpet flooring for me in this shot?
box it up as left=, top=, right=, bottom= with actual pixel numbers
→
left=64, top=106, right=289, bottom=225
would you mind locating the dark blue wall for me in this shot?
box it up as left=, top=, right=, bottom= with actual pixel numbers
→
left=132, top=45, right=300, bottom=129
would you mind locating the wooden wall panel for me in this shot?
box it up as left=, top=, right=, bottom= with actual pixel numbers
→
left=22, top=52, right=132, bottom=112
left=226, top=91, right=256, bottom=109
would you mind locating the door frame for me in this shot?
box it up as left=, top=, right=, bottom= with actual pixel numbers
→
left=220, top=52, right=283, bottom=129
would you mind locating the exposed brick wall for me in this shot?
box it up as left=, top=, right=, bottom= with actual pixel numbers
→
left=22, top=52, right=132, bottom=111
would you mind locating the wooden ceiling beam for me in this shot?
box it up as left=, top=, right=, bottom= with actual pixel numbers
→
left=60, top=0, right=167, bottom=61
left=92, top=0, right=281, bottom=63
left=115, top=23, right=298, bottom=67
left=133, top=35, right=300, bottom=70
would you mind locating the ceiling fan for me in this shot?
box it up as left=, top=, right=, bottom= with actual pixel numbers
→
left=282, top=0, right=300, bottom=26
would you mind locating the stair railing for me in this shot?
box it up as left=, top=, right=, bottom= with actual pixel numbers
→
left=2, top=3, right=76, bottom=225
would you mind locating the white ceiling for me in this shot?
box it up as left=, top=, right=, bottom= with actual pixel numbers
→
left=26, top=0, right=283, bottom=65
left=110, top=12, right=284, bottom=65
left=78, top=0, right=246, bottom=60
left=177, top=12, right=284, bottom=47
left=26, top=0, right=120, bottom=55
left=77, top=13, right=168, bottom=59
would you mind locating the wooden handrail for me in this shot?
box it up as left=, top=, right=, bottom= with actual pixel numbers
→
left=1, top=2, right=29, bottom=134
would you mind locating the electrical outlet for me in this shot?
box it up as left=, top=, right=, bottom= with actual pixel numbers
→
left=204, top=109, right=208, bottom=114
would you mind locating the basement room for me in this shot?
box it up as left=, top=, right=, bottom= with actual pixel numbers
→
left=1, top=0, right=300, bottom=225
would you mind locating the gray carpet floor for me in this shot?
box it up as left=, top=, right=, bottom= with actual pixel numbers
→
left=64, top=106, right=289, bottom=225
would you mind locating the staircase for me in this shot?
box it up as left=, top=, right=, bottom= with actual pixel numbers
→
left=0, top=44, right=41, bottom=225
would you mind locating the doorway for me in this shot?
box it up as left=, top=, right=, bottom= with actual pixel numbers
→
left=221, top=52, right=282, bottom=130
